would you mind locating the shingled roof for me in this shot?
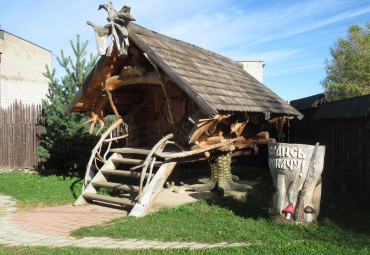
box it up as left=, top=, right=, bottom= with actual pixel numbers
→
left=64, top=22, right=302, bottom=119
left=313, top=94, right=370, bottom=119
left=290, top=93, right=327, bottom=111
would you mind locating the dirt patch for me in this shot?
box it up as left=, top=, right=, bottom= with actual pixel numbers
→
left=151, top=177, right=259, bottom=211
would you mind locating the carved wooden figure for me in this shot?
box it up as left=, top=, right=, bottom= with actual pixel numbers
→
left=268, top=142, right=325, bottom=223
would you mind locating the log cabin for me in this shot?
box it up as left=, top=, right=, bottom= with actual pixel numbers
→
left=63, top=3, right=303, bottom=216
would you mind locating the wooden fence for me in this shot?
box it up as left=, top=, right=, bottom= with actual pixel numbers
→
left=290, top=109, right=370, bottom=207
left=0, top=101, right=45, bottom=169
left=0, top=101, right=127, bottom=170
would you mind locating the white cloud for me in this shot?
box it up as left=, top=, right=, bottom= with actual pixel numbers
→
left=230, top=49, right=302, bottom=63
left=267, top=64, right=325, bottom=77
left=1, top=0, right=369, bottom=99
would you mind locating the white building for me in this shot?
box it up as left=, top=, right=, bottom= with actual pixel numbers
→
left=0, top=29, right=52, bottom=107
left=238, top=60, right=264, bottom=83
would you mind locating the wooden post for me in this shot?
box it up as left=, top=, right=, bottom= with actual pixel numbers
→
left=129, top=160, right=177, bottom=217
left=268, top=142, right=325, bottom=223
left=295, top=142, right=320, bottom=221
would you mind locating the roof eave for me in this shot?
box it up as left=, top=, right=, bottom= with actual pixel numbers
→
left=63, top=55, right=108, bottom=117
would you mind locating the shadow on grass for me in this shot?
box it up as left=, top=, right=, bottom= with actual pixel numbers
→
left=69, top=178, right=84, bottom=199
left=201, top=166, right=369, bottom=238
left=205, top=183, right=272, bottom=220
left=318, top=187, right=370, bottom=236
left=210, top=166, right=273, bottom=219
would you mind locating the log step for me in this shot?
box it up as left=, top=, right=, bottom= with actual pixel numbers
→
left=92, top=181, right=139, bottom=193
left=101, top=169, right=148, bottom=179
left=82, top=193, right=135, bottom=207
left=112, top=158, right=163, bottom=167
left=110, top=148, right=151, bottom=155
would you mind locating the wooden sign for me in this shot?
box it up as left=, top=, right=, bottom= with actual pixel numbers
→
left=268, top=142, right=325, bottom=223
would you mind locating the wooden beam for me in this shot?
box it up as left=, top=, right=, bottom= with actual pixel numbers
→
left=106, top=72, right=161, bottom=91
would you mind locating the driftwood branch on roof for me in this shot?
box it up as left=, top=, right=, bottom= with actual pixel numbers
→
left=88, top=2, right=135, bottom=58
left=87, top=21, right=110, bottom=55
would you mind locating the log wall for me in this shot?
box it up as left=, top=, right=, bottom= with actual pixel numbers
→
left=129, top=84, right=197, bottom=147
left=0, top=101, right=45, bottom=169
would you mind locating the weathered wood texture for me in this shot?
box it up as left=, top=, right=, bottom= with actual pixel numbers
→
left=290, top=109, right=370, bottom=207
left=129, top=160, right=177, bottom=217
left=126, top=84, right=197, bottom=147
left=65, top=22, right=302, bottom=119
left=127, top=23, right=302, bottom=118
left=0, top=101, right=125, bottom=170
left=0, top=101, right=45, bottom=169
left=268, top=142, right=325, bottom=222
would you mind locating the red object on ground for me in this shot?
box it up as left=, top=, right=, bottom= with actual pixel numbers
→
left=282, top=203, right=294, bottom=219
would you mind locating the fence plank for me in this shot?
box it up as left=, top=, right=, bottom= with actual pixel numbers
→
left=0, top=101, right=45, bottom=169
left=290, top=109, right=370, bottom=207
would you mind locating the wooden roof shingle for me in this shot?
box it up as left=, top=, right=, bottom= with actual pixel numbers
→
left=127, top=23, right=302, bottom=118
left=64, top=22, right=303, bottom=119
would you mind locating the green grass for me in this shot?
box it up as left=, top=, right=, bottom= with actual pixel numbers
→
left=71, top=199, right=369, bottom=253
left=70, top=166, right=369, bottom=254
left=0, top=169, right=369, bottom=254
left=0, top=239, right=369, bottom=254
left=0, top=172, right=83, bottom=208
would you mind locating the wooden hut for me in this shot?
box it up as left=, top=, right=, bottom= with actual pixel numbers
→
left=64, top=3, right=302, bottom=216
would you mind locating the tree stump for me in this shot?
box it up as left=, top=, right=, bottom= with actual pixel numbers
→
left=268, top=143, right=325, bottom=223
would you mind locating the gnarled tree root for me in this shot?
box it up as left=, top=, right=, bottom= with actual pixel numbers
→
left=190, top=151, right=252, bottom=195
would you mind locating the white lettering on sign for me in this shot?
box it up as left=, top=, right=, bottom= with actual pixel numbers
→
left=298, top=148, right=305, bottom=159
left=268, top=144, right=307, bottom=172
left=269, top=145, right=306, bottom=159
left=268, top=158, right=303, bottom=170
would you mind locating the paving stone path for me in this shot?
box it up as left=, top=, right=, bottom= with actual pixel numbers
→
left=0, top=194, right=249, bottom=250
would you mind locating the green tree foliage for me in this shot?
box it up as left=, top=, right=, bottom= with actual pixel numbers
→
left=322, top=23, right=370, bottom=101
left=37, top=35, right=99, bottom=176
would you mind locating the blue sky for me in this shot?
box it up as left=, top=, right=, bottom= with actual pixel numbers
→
left=1, top=0, right=369, bottom=102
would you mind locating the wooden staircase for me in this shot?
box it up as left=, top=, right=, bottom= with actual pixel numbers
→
left=74, top=134, right=177, bottom=217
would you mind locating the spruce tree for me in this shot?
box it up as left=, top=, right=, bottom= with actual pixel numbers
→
left=37, top=35, right=99, bottom=176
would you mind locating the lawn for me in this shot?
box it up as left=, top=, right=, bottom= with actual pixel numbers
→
left=0, top=169, right=369, bottom=254
left=0, top=240, right=368, bottom=255
left=0, top=172, right=83, bottom=209
left=71, top=199, right=369, bottom=253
